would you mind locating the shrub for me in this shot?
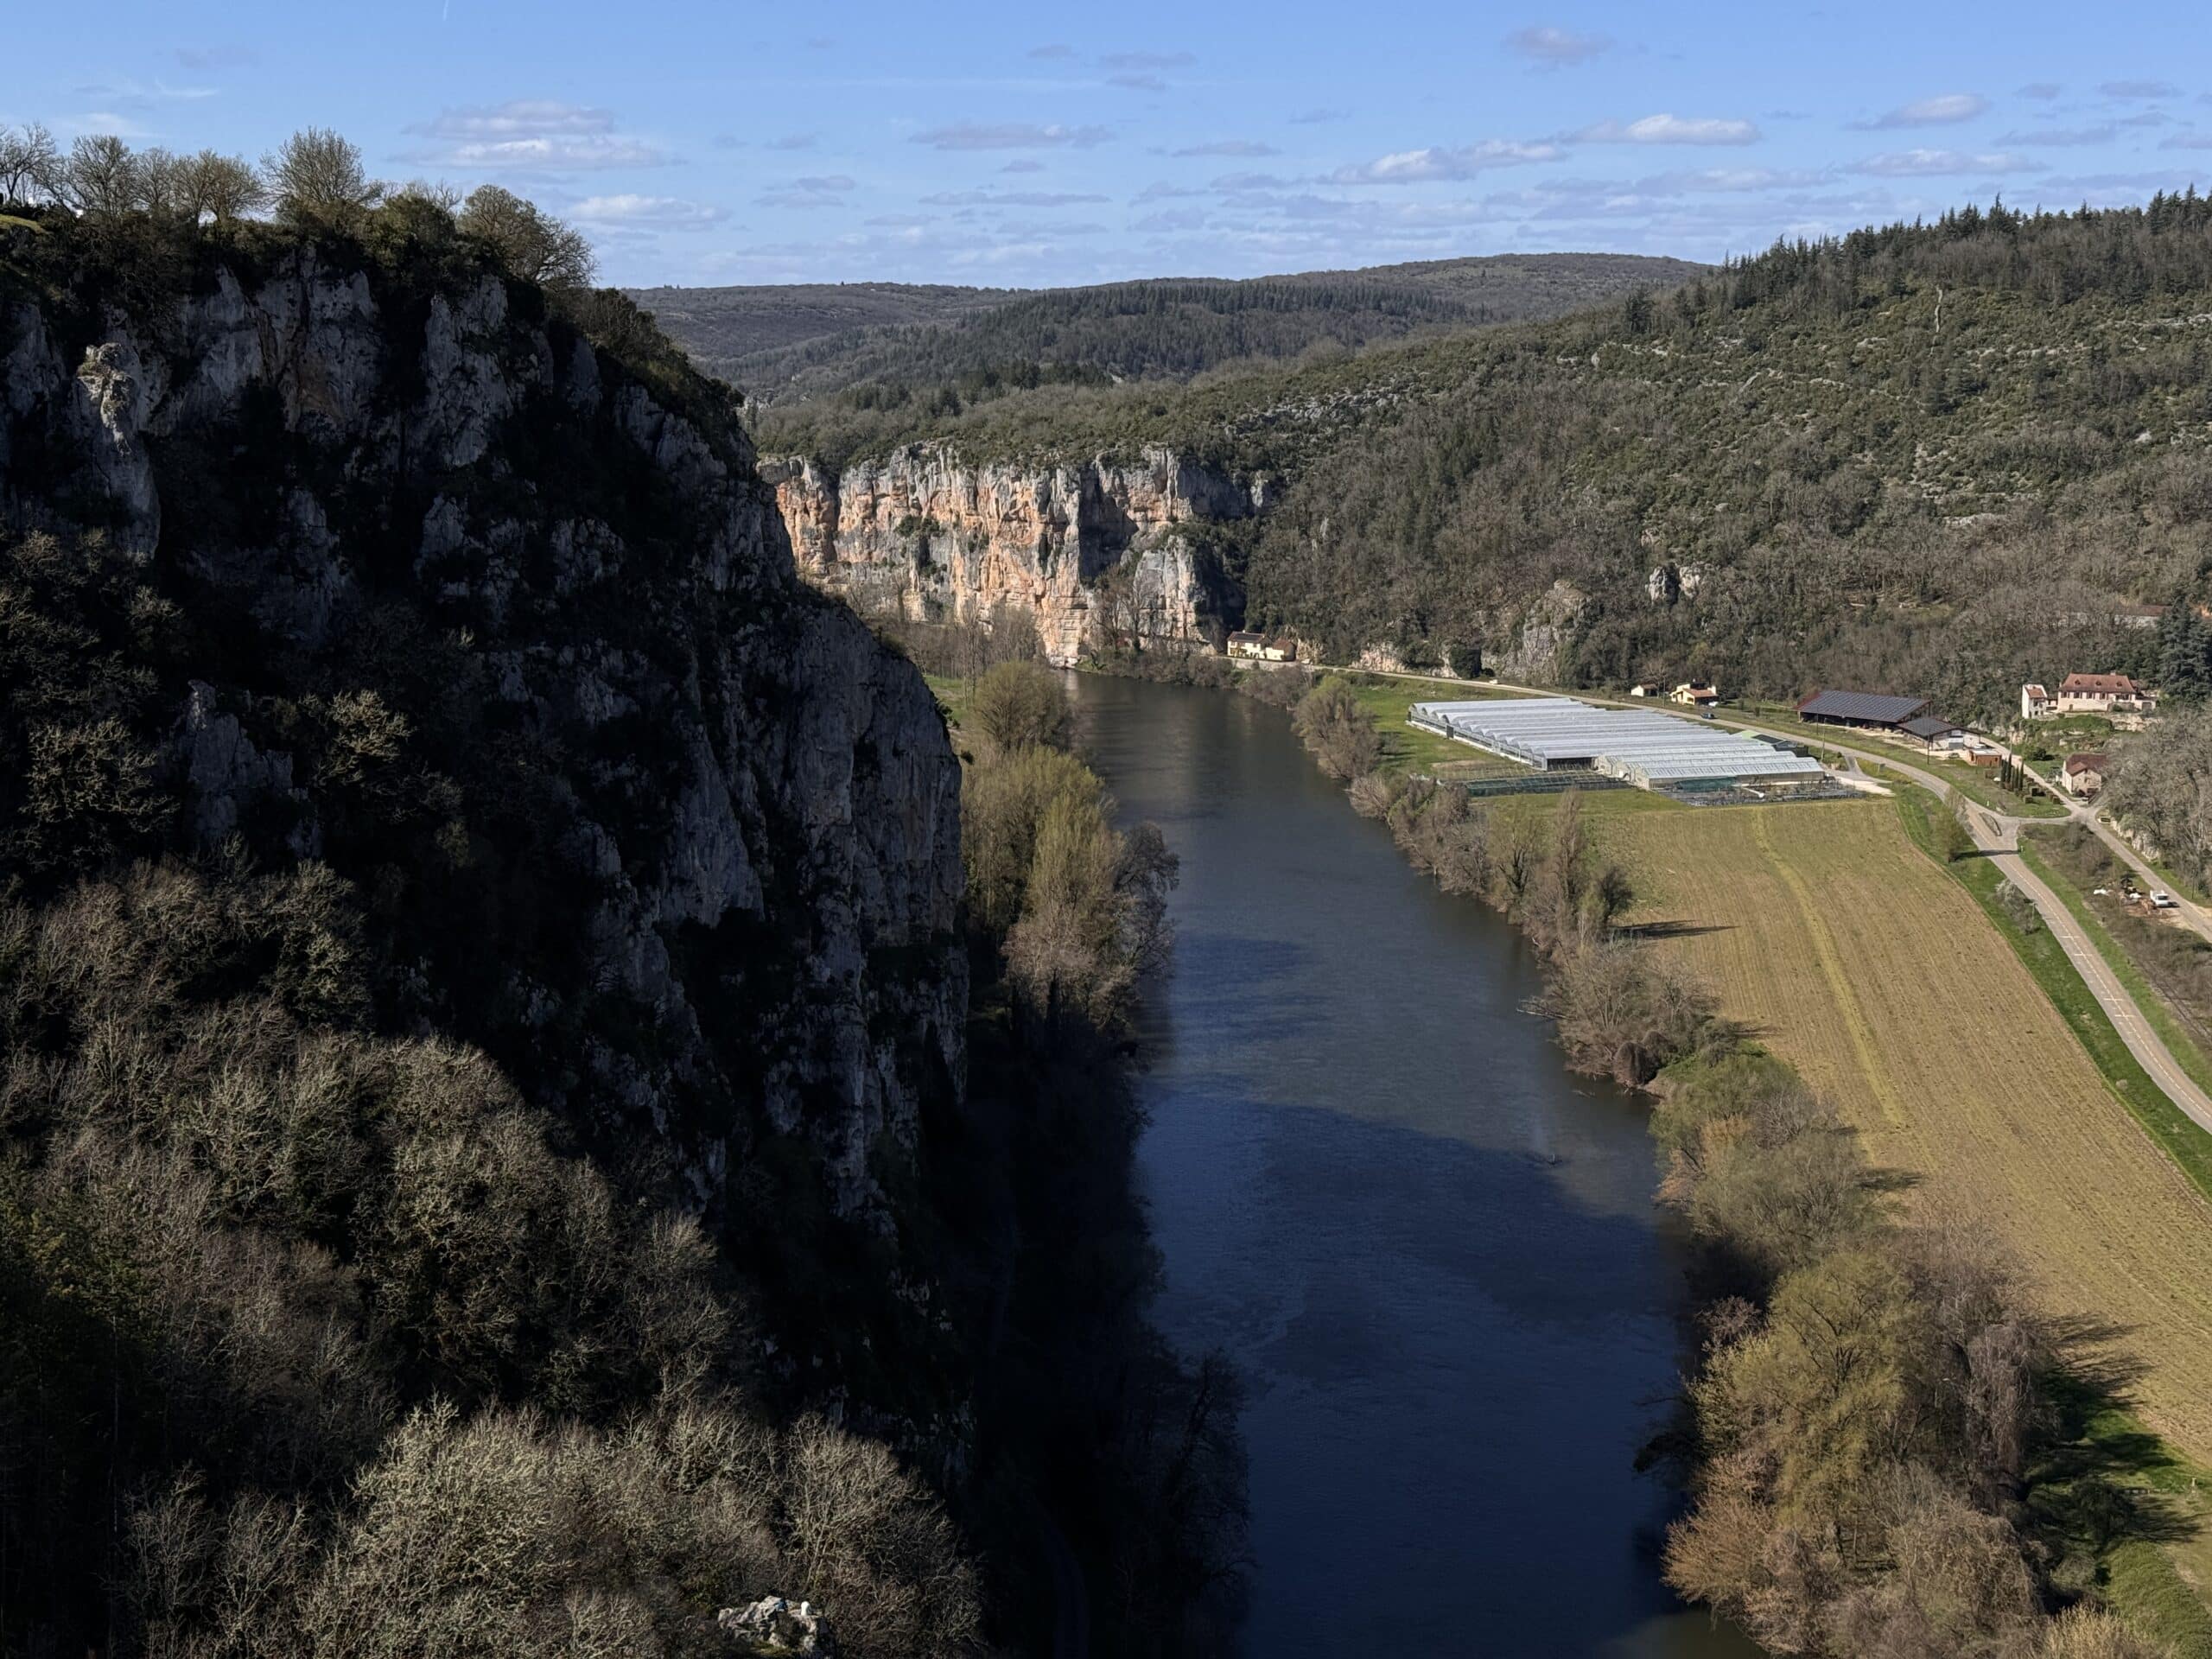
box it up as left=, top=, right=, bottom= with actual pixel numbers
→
left=968, top=660, right=1071, bottom=755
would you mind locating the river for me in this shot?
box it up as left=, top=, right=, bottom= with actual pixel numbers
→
left=1071, top=675, right=1757, bottom=1659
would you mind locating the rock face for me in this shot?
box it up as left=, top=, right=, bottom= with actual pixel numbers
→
left=1490, top=579, right=1590, bottom=683
left=764, top=444, right=1262, bottom=664
left=0, top=247, right=964, bottom=1217
left=719, top=1597, right=836, bottom=1655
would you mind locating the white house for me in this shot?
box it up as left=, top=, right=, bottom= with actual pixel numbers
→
left=2021, top=683, right=2052, bottom=720
left=1228, top=631, right=1296, bottom=663
left=1670, top=682, right=1721, bottom=707
left=2053, top=673, right=2156, bottom=716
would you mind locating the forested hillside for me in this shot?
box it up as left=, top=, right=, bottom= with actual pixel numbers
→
left=755, top=198, right=2212, bottom=723
left=638, top=252, right=1707, bottom=406
left=626, top=278, right=1024, bottom=381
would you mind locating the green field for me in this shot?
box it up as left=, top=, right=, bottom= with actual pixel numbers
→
left=1332, top=672, right=1526, bottom=773
left=1592, top=795, right=2212, bottom=1468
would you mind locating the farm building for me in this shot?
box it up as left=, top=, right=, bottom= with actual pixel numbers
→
left=2060, top=753, right=2109, bottom=798
left=1796, top=690, right=1930, bottom=731
left=1901, top=715, right=1967, bottom=749
left=1409, top=697, right=1826, bottom=792
left=1227, top=631, right=1296, bottom=662
left=1671, top=682, right=1721, bottom=707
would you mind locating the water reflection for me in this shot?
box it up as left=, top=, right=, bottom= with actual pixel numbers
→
left=1073, top=675, right=1758, bottom=1659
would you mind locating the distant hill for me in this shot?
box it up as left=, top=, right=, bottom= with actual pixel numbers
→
left=623, top=279, right=1024, bottom=380
left=747, top=198, right=2212, bottom=724
left=630, top=252, right=1708, bottom=402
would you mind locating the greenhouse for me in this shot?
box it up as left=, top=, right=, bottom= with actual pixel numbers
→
left=1408, top=697, right=1827, bottom=792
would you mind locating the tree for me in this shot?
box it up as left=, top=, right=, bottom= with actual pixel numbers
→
left=969, top=660, right=1071, bottom=754
left=179, top=149, right=267, bottom=223
left=264, top=127, right=384, bottom=230
left=1291, top=677, right=1382, bottom=780
left=60, top=134, right=145, bottom=216
left=457, top=183, right=595, bottom=291
left=1938, top=803, right=1975, bottom=863
left=0, top=123, right=62, bottom=207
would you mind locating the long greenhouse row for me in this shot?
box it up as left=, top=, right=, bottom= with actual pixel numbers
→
left=1408, top=698, right=1827, bottom=791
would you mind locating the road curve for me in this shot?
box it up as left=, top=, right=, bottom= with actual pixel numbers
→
left=1361, top=665, right=2212, bottom=1136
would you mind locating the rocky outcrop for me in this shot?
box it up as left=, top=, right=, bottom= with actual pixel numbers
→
left=1, top=246, right=963, bottom=1218
left=719, top=1597, right=836, bottom=1655
left=764, top=444, right=1264, bottom=664
left=1490, top=579, right=1590, bottom=683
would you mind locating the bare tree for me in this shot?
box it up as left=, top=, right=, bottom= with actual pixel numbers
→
left=61, top=134, right=145, bottom=215
left=180, top=149, right=267, bottom=222
left=0, top=122, right=61, bottom=207
left=264, top=127, right=385, bottom=230
left=969, top=660, right=1071, bottom=754
left=457, top=183, right=596, bottom=290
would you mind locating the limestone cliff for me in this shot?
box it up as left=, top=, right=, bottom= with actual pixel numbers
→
left=764, top=444, right=1268, bottom=664
left=0, top=244, right=963, bottom=1217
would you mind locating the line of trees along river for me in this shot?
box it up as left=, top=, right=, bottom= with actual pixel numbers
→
left=1070, top=674, right=1757, bottom=1657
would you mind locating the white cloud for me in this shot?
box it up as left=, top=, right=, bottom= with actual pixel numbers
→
left=1852, top=92, right=1988, bottom=130
left=1330, top=139, right=1564, bottom=182
left=406, top=100, right=668, bottom=172
left=1504, top=25, right=1611, bottom=66
left=63, top=111, right=159, bottom=138
left=418, top=100, right=616, bottom=138
left=2160, top=133, right=2212, bottom=149
left=1291, top=107, right=1350, bottom=124
left=910, top=122, right=1113, bottom=149
left=753, top=175, right=857, bottom=209
left=2101, top=79, right=2182, bottom=99
left=1633, top=166, right=1833, bottom=193
left=918, top=189, right=1110, bottom=207
left=568, top=194, right=728, bottom=229
left=1572, top=113, right=1761, bottom=145
left=1999, top=124, right=2117, bottom=147
left=2018, top=82, right=2063, bottom=100
left=1852, top=148, right=2044, bottom=175
left=1027, top=42, right=1075, bottom=59
left=171, top=45, right=255, bottom=71
left=1001, top=159, right=1046, bottom=173
left=1172, top=139, right=1280, bottom=157
left=1101, top=51, right=1196, bottom=70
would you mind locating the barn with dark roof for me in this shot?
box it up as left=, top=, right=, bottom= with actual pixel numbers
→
left=1796, top=690, right=1931, bottom=732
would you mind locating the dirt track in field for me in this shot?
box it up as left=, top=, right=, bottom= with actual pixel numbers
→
left=1624, top=798, right=2212, bottom=1461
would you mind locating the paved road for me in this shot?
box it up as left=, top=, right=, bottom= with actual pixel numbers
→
left=1363, top=666, right=2212, bottom=1135
left=1978, top=747, right=2212, bottom=950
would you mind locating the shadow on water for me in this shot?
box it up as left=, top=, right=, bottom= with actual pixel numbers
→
left=1071, top=673, right=1760, bottom=1659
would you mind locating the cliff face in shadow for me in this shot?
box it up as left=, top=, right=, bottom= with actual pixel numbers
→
left=2, top=240, right=963, bottom=1218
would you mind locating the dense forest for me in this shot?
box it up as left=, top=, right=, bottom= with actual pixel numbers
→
left=638, top=252, right=1707, bottom=408
left=743, top=196, right=2212, bottom=724
left=0, top=130, right=1242, bottom=1658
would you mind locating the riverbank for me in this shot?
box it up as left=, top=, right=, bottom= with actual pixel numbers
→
left=1067, top=674, right=1754, bottom=1656
left=1268, top=670, right=2206, bottom=1656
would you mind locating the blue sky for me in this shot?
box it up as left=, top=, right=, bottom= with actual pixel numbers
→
left=6, top=0, right=2210, bottom=288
